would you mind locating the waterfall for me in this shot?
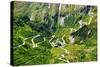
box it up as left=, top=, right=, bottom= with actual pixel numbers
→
left=69, top=28, right=75, bottom=44
left=58, top=3, right=62, bottom=25
left=58, top=3, right=62, bottom=16
left=48, top=3, right=51, bottom=8
left=59, top=17, right=65, bottom=26
left=78, top=20, right=83, bottom=28
left=88, top=16, right=93, bottom=24
left=58, top=4, right=66, bottom=26
left=30, top=12, right=34, bottom=21
left=69, top=35, right=75, bottom=44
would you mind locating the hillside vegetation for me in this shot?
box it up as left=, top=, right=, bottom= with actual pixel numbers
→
left=11, top=1, right=97, bottom=66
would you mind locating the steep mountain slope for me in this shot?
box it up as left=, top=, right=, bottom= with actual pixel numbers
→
left=11, top=1, right=97, bottom=66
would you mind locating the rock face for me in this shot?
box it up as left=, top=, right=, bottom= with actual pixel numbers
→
left=70, top=24, right=94, bottom=44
